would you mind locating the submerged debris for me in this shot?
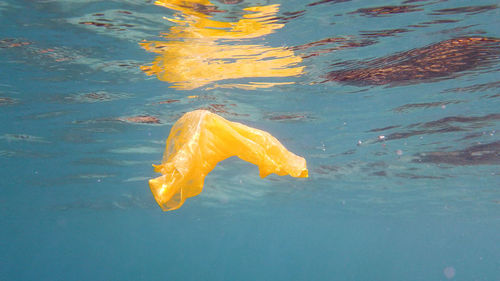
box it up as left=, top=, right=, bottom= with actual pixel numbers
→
left=149, top=110, right=308, bottom=211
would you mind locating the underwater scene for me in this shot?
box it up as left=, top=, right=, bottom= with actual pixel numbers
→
left=1, top=0, right=499, bottom=280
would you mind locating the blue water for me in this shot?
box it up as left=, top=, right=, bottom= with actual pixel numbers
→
left=1, top=0, right=499, bottom=280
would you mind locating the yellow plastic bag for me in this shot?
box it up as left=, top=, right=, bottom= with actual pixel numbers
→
left=149, top=110, right=308, bottom=211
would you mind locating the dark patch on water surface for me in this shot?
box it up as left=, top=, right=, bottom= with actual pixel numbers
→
left=49, top=91, right=131, bottom=104
left=457, top=132, right=495, bottom=141
left=0, top=97, right=17, bottom=106
left=270, top=10, right=305, bottom=24
left=431, top=25, right=483, bottom=36
left=61, top=130, right=97, bottom=144
left=342, top=149, right=356, bottom=155
left=0, top=38, right=31, bottom=48
left=367, top=113, right=500, bottom=141
left=154, top=99, right=180, bottom=105
left=359, top=28, right=411, bottom=38
left=292, top=37, right=376, bottom=59
left=314, top=164, right=341, bottom=175
left=265, top=112, right=313, bottom=122
left=292, top=37, right=375, bottom=51
left=414, top=141, right=500, bottom=165
left=62, top=92, right=121, bottom=103
left=22, top=111, right=69, bottom=120
left=394, top=172, right=446, bottom=179
left=80, top=92, right=115, bottom=102
left=350, top=5, right=423, bottom=17
left=399, top=114, right=499, bottom=139
left=307, top=0, right=351, bottom=7
left=1, top=134, right=48, bottom=143
left=116, top=10, right=133, bottom=15
left=315, top=160, right=451, bottom=180
left=430, top=5, right=497, bottom=15
left=121, top=115, right=161, bottom=124
left=199, top=103, right=248, bottom=117
left=401, top=0, right=440, bottom=4
left=324, top=37, right=500, bottom=86
left=80, top=21, right=127, bottom=30
left=420, top=19, right=461, bottom=25
left=422, top=114, right=500, bottom=128
left=188, top=3, right=228, bottom=15
left=218, top=0, right=243, bottom=4
left=372, top=171, right=387, bottom=177
left=77, top=10, right=143, bottom=31
left=392, top=100, right=462, bottom=112
left=442, top=81, right=500, bottom=93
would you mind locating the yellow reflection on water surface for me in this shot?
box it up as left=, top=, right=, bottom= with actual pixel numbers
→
left=140, top=0, right=303, bottom=90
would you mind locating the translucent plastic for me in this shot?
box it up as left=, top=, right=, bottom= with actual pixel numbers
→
left=149, top=110, right=308, bottom=211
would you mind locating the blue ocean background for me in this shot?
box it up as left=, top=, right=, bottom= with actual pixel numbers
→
left=1, top=0, right=499, bottom=280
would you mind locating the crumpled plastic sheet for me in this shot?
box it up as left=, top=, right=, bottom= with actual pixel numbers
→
left=149, top=110, right=308, bottom=211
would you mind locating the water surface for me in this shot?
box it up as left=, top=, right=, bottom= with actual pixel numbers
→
left=1, top=0, right=499, bottom=280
